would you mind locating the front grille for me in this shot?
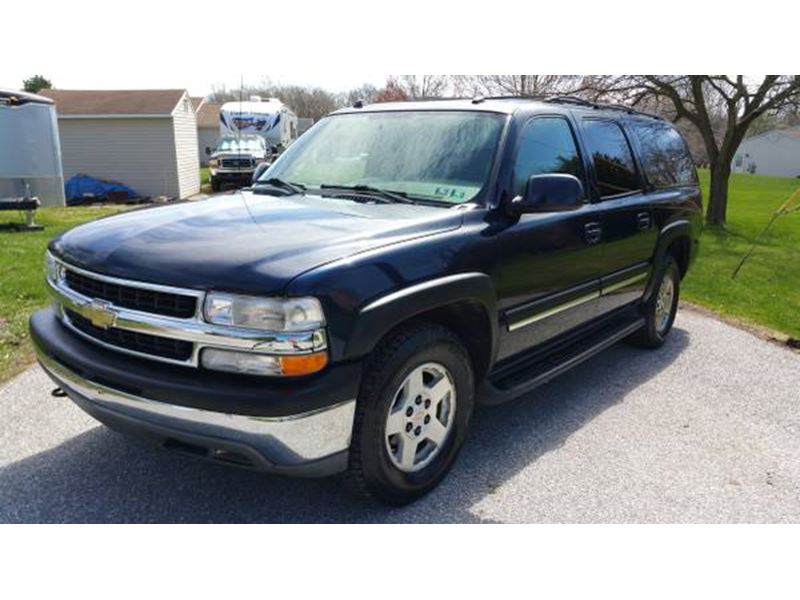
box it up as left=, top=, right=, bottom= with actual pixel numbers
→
left=65, top=270, right=197, bottom=319
left=221, top=158, right=253, bottom=168
left=65, top=309, right=194, bottom=362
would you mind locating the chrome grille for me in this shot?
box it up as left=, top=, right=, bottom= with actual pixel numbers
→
left=65, top=309, right=194, bottom=361
left=65, top=269, right=197, bottom=318
left=220, top=158, right=254, bottom=168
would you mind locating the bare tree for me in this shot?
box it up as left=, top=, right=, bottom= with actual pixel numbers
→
left=373, top=79, right=410, bottom=103
left=451, top=75, right=583, bottom=97
left=208, top=81, right=339, bottom=121
left=390, top=75, right=449, bottom=99
left=340, top=83, right=379, bottom=107
left=603, top=76, right=800, bottom=225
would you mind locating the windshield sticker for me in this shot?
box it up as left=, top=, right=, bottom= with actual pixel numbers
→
left=433, top=186, right=468, bottom=201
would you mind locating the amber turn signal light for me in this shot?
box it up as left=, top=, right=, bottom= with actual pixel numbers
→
left=279, top=351, right=328, bottom=376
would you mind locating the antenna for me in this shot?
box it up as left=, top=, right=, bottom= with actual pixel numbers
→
left=238, top=75, right=243, bottom=161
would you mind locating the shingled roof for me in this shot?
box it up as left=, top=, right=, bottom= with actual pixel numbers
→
left=40, top=89, right=187, bottom=116
left=196, top=102, right=221, bottom=128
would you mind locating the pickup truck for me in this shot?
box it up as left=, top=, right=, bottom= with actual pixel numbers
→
left=31, top=96, right=701, bottom=505
left=205, top=134, right=271, bottom=192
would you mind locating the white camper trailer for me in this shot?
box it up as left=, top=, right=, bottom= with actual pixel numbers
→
left=0, top=89, right=65, bottom=206
left=219, top=96, right=298, bottom=150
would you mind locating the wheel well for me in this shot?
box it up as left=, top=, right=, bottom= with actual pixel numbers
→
left=397, top=301, right=494, bottom=383
left=667, top=236, right=691, bottom=278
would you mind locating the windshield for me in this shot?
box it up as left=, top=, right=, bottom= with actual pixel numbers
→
left=215, top=136, right=265, bottom=153
left=261, top=111, right=505, bottom=204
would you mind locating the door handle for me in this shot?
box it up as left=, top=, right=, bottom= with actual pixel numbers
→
left=636, top=212, right=651, bottom=230
left=584, top=222, right=602, bottom=245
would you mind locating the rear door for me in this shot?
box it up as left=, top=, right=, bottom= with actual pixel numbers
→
left=578, top=118, right=656, bottom=312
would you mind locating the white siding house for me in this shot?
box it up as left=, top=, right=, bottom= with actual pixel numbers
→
left=41, top=89, right=201, bottom=199
left=194, top=99, right=221, bottom=166
left=733, top=128, right=800, bottom=178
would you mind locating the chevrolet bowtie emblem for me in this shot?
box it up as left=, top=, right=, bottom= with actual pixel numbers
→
left=83, top=299, right=117, bottom=330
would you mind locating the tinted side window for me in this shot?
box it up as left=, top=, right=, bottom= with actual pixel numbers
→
left=582, top=120, right=640, bottom=198
left=631, top=121, right=697, bottom=188
left=512, top=117, right=582, bottom=196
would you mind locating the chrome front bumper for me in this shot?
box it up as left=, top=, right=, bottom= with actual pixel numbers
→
left=36, top=347, right=356, bottom=477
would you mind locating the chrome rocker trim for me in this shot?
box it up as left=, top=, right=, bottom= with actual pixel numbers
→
left=508, top=290, right=600, bottom=332
left=36, top=347, right=356, bottom=476
left=47, top=256, right=326, bottom=367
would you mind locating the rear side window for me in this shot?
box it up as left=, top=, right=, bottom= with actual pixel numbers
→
left=512, top=117, right=582, bottom=197
left=581, top=120, right=641, bottom=198
left=630, top=121, right=698, bottom=188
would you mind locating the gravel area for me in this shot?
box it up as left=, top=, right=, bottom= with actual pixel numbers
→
left=1, top=309, right=798, bottom=523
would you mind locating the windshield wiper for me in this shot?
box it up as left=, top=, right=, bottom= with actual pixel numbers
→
left=253, top=177, right=306, bottom=195
left=319, top=184, right=415, bottom=205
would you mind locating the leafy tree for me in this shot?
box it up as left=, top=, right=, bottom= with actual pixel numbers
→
left=23, top=75, right=53, bottom=94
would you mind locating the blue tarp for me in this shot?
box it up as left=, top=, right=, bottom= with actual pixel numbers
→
left=64, top=174, right=139, bottom=204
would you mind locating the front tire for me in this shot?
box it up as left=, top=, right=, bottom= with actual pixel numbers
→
left=628, top=255, right=681, bottom=348
left=348, top=322, right=475, bottom=505
left=210, top=177, right=221, bottom=192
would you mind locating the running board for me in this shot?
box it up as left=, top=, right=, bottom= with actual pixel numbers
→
left=479, top=313, right=645, bottom=405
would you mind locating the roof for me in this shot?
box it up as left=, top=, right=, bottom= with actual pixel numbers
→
left=0, top=88, right=54, bottom=106
left=39, top=89, right=187, bottom=116
left=331, top=96, right=662, bottom=120
left=196, top=102, right=221, bottom=128
left=333, top=98, right=520, bottom=116
left=190, top=96, right=205, bottom=112
left=741, top=126, right=800, bottom=145
left=778, top=127, right=800, bottom=141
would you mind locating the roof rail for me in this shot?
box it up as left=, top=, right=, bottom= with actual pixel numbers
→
left=544, top=95, right=596, bottom=107
left=480, top=95, right=545, bottom=102
left=475, top=94, right=661, bottom=119
left=544, top=95, right=662, bottom=120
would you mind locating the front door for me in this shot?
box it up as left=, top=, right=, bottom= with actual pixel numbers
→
left=493, top=116, right=606, bottom=361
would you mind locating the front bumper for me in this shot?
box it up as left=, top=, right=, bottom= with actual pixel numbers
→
left=31, top=308, right=360, bottom=476
left=211, top=169, right=255, bottom=181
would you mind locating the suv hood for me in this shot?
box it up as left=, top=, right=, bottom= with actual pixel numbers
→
left=51, top=191, right=463, bottom=295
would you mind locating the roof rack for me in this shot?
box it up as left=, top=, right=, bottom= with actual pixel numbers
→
left=544, top=96, right=663, bottom=120
left=474, top=94, right=661, bottom=119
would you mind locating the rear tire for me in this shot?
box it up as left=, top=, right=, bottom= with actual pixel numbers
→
left=628, top=255, right=680, bottom=348
left=347, top=322, right=474, bottom=506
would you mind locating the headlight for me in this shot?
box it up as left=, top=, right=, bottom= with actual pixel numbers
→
left=208, top=158, right=219, bottom=167
left=44, top=251, right=64, bottom=285
left=204, top=293, right=325, bottom=332
left=201, top=293, right=328, bottom=376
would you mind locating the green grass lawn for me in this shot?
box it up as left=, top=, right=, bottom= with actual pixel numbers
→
left=200, top=166, right=210, bottom=186
left=0, top=206, right=130, bottom=382
left=0, top=170, right=798, bottom=384
left=683, top=170, right=800, bottom=340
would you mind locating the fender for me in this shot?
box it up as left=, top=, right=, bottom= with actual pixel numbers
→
left=645, top=219, right=693, bottom=300
left=344, top=272, right=499, bottom=367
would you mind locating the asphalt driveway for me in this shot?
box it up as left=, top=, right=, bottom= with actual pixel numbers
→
left=1, top=309, right=798, bottom=523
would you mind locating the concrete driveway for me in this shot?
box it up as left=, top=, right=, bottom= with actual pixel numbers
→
left=1, top=309, right=798, bottom=523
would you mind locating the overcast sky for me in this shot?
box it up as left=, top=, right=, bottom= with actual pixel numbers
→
left=5, top=2, right=394, bottom=96
left=5, top=0, right=792, bottom=97
left=3, top=66, right=388, bottom=98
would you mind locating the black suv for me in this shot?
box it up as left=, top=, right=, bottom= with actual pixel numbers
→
left=31, top=97, right=701, bottom=505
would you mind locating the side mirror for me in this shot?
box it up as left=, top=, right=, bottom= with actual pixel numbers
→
left=252, top=162, right=271, bottom=185
left=204, top=147, right=211, bottom=156
left=507, top=174, right=584, bottom=216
